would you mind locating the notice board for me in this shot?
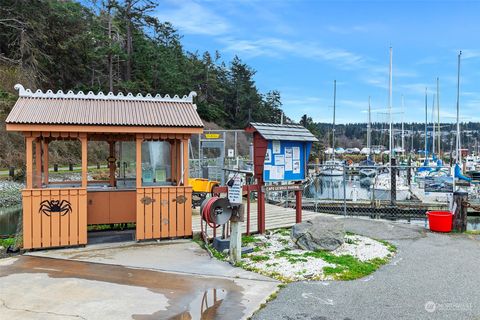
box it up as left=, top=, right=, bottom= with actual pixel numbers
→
left=263, top=140, right=311, bottom=182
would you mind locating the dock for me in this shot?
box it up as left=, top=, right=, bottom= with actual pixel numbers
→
left=192, top=202, right=322, bottom=235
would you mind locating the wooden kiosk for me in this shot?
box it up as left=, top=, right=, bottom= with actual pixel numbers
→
left=6, top=84, right=203, bottom=249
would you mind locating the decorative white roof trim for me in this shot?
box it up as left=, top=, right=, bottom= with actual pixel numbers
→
left=14, top=84, right=197, bottom=103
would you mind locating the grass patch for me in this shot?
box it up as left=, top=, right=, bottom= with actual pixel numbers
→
left=304, top=250, right=389, bottom=280
left=246, top=254, right=270, bottom=262
left=242, top=235, right=257, bottom=246
left=376, top=239, right=397, bottom=253
left=0, top=238, right=15, bottom=248
left=465, top=230, right=480, bottom=235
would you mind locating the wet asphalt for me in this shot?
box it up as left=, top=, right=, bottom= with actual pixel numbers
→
left=253, top=218, right=480, bottom=320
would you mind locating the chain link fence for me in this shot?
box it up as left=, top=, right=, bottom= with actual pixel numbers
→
left=189, top=130, right=253, bottom=185
left=263, top=164, right=478, bottom=222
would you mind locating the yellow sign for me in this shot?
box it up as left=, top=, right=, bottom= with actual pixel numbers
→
left=205, top=133, right=221, bottom=139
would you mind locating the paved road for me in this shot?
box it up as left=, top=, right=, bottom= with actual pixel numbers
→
left=1, top=241, right=278, bottom=320
left=253, top=218, right=480, bottom=320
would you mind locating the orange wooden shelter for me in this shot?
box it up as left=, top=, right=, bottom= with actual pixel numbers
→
left=6, top=84, right=203, bottom=249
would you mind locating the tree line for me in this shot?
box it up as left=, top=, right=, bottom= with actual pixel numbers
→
left=0, top=0, right=284, bottom=167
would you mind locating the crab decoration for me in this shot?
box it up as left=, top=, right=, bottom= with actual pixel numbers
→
left=38, top=200, right=72, bottom=217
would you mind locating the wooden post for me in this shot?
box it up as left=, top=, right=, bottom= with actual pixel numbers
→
left=35, top=137, right=42, bottom=188
left=229, top=221, right=242, bottom=264
left=182, top=139, right=189, bottom=186
left=25, top=136, right=34, bottom=189
left=257, top=183, right=266, bottom=234
left=81, top=135, right=88, bottom=188
left=176, top=139, right=182, bottom=185
left=295, top=188, right=302, bottom=223
left=136, top=136, right=142, bottom=188
left=453, top=191, right=468, bottom=232
left=43, top=140, right=49, bottom=185
left=109, top=141, right=116, bottom=187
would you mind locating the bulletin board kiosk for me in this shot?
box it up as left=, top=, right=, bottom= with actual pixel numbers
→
left=6, top=84, right=203, bottom=249
left=245, top=123, right=318, bottom=233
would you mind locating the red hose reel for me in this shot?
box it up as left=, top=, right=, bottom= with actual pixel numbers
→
left=200, top=197, right=232, bottom=228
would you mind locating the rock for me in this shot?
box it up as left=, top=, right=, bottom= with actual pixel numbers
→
left=291, top=216, right=345, bottom=251
left=0, top=246, right=4, bottom=251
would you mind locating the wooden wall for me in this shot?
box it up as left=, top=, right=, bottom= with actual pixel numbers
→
left=136, top=186, right=192, bottom=240
left=22, top=188, right=87, bottom=249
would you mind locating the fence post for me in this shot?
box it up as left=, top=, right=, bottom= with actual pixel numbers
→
left=54, top=164, right=58, bottom=172
left=8, top=166, right=15, bottom=178
left=390, top=158, right=397, bottom=206
left=407, top=157, right=411, bottom=185
left=343, top=164, right=347, bottom=217
left=452, top=191, right=468, bottom=232
left=295, top=182, right=302, bottom=223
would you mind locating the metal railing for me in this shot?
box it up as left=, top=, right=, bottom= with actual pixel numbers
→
left=264, top=164, right=465, bottom=221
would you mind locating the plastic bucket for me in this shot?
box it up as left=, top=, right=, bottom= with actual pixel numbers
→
left=427, top=211, right=453, bottom=232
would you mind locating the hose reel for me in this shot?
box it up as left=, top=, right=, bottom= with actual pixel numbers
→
left=201, top=197, right=232, bottom=228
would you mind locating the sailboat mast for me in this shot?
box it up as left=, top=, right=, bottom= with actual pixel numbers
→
left=436, top=77, right=440, bottom=156
left=425, top=88, right=428, bottom=159
left=388, top=47, right=393, bottom=162
left=401, top=95, right=405, bottom=155
left=367, top=96, right=372, bottom=156
left=332, top=80, right=336, bottom=161
left=432, top=93, right=436, bottom=156
left=456, top=51, right=462, bottom=163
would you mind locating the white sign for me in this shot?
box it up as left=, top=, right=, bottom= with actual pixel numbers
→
left=273, top=140, right=281, bottom=154
left=285, top=156, right=293, bottom=171
left=293, top=147, right=300, bottom=160
left=293, top=160, right=301, bottom=174
left=274, top=154, right=285, bottom=165
left=228, top=149, right=235, bottom=158
left=270, top=165, right=285, bottom=180
left=228, top=175, right=243, bottom=204
left=265, top=149, right=272, bottom=163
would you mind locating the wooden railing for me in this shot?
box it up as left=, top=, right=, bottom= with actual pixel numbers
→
left=22, top=188, right=87, bottom=249
left=136, top=186, right=192, bottom=240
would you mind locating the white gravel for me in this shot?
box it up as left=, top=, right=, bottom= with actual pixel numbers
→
left=240, top=229, right=393, bottom=282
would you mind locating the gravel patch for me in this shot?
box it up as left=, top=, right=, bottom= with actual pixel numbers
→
left=240, top=229, right=393, bottom=282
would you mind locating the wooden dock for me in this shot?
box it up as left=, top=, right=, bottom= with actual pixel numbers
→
left=192, top=202, right=322, bottom=235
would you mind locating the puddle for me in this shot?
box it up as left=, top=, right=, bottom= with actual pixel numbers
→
left=0, top=256, right=245, bottom=319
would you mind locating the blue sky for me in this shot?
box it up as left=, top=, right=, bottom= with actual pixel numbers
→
left=157, top=0, right=480, bottom=124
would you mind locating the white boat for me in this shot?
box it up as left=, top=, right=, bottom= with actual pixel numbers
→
left=320, top=160, right=344, bottom=176
left=373, top=172, right=411, bottom=201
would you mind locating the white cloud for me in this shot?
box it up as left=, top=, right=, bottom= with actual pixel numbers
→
left=326, top=25, right=368, bottom=34
left=155, top=0, right=230, bottom=36
left=461, top=49, right=480, bottom=60
left=221, top=37, right=365, bottom=69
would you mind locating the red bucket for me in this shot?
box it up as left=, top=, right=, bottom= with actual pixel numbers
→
left=427, top=211, right=453, bottom=233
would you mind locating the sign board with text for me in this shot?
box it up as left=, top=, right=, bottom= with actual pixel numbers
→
left=263, top=140, right=310, bottom=182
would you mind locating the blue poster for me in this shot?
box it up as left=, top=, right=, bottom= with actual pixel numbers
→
left=263, top=140, right=311, bottom=182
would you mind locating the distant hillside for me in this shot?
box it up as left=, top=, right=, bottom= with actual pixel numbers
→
left=0, top=0, right=286, bottom=168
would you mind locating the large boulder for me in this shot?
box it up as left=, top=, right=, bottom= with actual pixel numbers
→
left=291, top=216, right=345, bottom=251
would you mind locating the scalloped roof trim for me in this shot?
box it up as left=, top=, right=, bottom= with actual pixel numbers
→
left=14, top=84, right=197, bottom=103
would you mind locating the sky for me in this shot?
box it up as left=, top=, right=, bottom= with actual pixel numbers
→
left=157, top=0, right=480, bottom=124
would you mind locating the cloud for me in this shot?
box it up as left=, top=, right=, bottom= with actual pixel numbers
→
left=155, top=0, right=230, bottom=36
left=221, top=37, right=365, bottom=69
left=326, top=25, right=368, bottom=34
left=461, top=49, right=480, bottom=60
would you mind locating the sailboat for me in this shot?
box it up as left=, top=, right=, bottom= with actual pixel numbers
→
left=359, top=96, right=376, bottom=178
left=320, top=80, right=344, bottom=176
left=453, top=51, right=472, bottom=183
left=373, top=47, right=412, bottom=201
